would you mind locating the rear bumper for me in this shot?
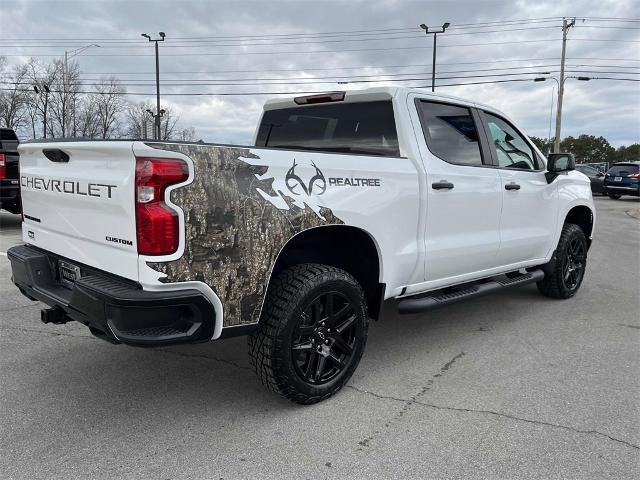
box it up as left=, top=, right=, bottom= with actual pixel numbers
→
left=7, top=244, right=216, bottom=346
left=603, top=184, right=640, bottom=196
left=0, top=181, right=19, bottom=202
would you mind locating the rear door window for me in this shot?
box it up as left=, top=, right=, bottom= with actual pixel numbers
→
left=255, top=100, right=399, bottom=157
left=416, top=100, right=484, bottom=166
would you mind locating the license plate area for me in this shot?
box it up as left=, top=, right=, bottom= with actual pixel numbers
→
left=58, top=260, right=82, bottom=289
left=614, top=176, right=622, bottom=182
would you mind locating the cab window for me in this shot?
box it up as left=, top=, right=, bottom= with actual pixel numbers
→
left=416, top=100, right=485, bottom=166
left=484, top=113, right=540, bottom=170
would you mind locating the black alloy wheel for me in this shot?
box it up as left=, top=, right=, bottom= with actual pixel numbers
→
left=249, top=264, right=369, bottom=404
left=291, top=291, right=358, bottom=385
left=537, top=223, right=588, bottom=299
left=562, top=236, right=586, bottom=291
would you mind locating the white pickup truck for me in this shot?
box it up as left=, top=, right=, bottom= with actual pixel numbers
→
left=8, top=87, right=594, bottom=404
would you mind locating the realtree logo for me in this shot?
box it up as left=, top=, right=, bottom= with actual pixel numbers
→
left=285, top=160, right=327, bottom=196
left=284, top=159, right=381, bottom=197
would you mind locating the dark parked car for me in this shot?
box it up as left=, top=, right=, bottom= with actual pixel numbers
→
left=576, top=164, right=605, bottom=195
left=604, top=161, right=640, bottom=199
left=0, top=128, right=21, bottom=214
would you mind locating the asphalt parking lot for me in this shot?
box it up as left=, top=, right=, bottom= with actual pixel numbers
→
left=1, top=196, right=638, bottom=480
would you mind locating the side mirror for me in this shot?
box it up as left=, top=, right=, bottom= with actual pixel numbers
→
left=546, top=153, right=576, bottom=183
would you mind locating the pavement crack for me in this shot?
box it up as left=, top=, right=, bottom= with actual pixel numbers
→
left=618, top=323, right=640, bottom=330
left=346, top=385, right=639, bottom=451
left=355, top=351, right=465, bottom=448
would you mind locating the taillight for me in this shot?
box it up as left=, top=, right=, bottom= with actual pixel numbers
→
left=0, top=153, right=6, bottom=179
left=629, top=172, right=640, bottom=179
left=135, top=157, right=189, bottom=256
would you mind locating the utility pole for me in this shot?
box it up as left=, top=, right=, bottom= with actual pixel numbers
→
left=554, top=17, right=575, bottom=153
left=420, top=22, right=450, bottom=92
left=141, top=32, right=166, bottom=140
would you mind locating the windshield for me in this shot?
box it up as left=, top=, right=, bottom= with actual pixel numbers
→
left=255, top=100, right=400, bottom=157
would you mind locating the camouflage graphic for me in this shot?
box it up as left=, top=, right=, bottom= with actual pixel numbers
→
left=145, top=143, right=343, bottom=326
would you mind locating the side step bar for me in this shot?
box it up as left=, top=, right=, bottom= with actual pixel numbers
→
left=398, top=270, right=545, bottom=314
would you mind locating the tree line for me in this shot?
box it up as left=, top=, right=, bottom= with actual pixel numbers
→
left=529, top=135, right=637, bottom=165
left=0, top=56, right=197, bottom=142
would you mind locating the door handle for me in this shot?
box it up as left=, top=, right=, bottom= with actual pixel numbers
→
left=432, top=181, right=454, bottom=190
left=505, top=182, right=521, bottom=191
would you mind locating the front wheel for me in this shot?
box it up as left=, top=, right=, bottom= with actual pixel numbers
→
left=248, top=264, right=369, bottom=404
left=608, top=193, right=622, bottom=200
left=537, top=223, right=587, bottom=299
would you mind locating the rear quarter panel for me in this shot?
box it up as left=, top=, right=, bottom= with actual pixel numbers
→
left=140, top=142, right=420, bottom=328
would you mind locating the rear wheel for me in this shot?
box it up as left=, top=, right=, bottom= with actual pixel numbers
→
left=248, top=264, right=369, bottom=404
left=537, top=223, right=587, bottom=299
left=608, top=193, right=622, bottom=199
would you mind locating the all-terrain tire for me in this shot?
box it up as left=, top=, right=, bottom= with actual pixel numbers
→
left=248, top=263, right=369, bottom=404
left=537, top=223, right=587, bottom=299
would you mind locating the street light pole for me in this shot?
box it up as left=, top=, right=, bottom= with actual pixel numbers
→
left=141, top=32, right=166, bottom=140
left=420, top=22, right=450, bottom=92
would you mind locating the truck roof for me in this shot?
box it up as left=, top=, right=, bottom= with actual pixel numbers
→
left=262, top=86, right=505, bottom=117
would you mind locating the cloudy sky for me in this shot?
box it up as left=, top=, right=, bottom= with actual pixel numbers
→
left=2, top=0, right=639, bottom=146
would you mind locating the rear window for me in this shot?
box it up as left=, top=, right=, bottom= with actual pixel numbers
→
left=255, top=100, right=400, bottom=157
left=0, top=129, right=18, bottom=141
left=608, top=164, right=639, bottom=176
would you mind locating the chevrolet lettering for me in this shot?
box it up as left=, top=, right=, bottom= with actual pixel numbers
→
left=20, top=176, right=117, bottom=198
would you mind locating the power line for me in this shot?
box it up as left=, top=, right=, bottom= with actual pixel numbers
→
left=3, top=70, right=637, bottom=89
left=7, top=68, right=638, bottom=87
left=0, top=38, right=567, bottom=57
left=0, top=64, right=569, bottom=81
left=0, top=26, right=571, bottom=49
left=3, top=75, right=637, bottom=97
left=1, top=16, right=637, bottom=44
left=0, top=19, right=566, bottom=42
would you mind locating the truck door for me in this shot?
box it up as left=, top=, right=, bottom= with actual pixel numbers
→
left=478, top=111, right=559, bottom=265
left=411, top=98, right=502, bottom=283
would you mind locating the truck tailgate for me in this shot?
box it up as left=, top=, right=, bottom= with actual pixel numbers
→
left=18, top=141, right=139, bottom=281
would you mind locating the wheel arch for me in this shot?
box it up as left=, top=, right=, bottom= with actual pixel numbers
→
left=269, top=225, right=385, bottom=320
left=564, top=204, right=594, bottom=249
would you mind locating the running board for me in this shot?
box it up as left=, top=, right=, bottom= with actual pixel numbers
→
left=398, top=270, right=545, bottom=314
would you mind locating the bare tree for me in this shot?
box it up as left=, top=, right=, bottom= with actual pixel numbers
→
left=74, top=95, right=101, bottom=139
left=125, top=101, right=179, bottom=140
left=176, top=126, right=197, bottom=142
left=90, top=77, right=127, bottom=138
left=24, top=59, right=58, bottom=138
left=0, top=62, right=29, bottom=130
left=46, top=59, right=81, bottom=138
